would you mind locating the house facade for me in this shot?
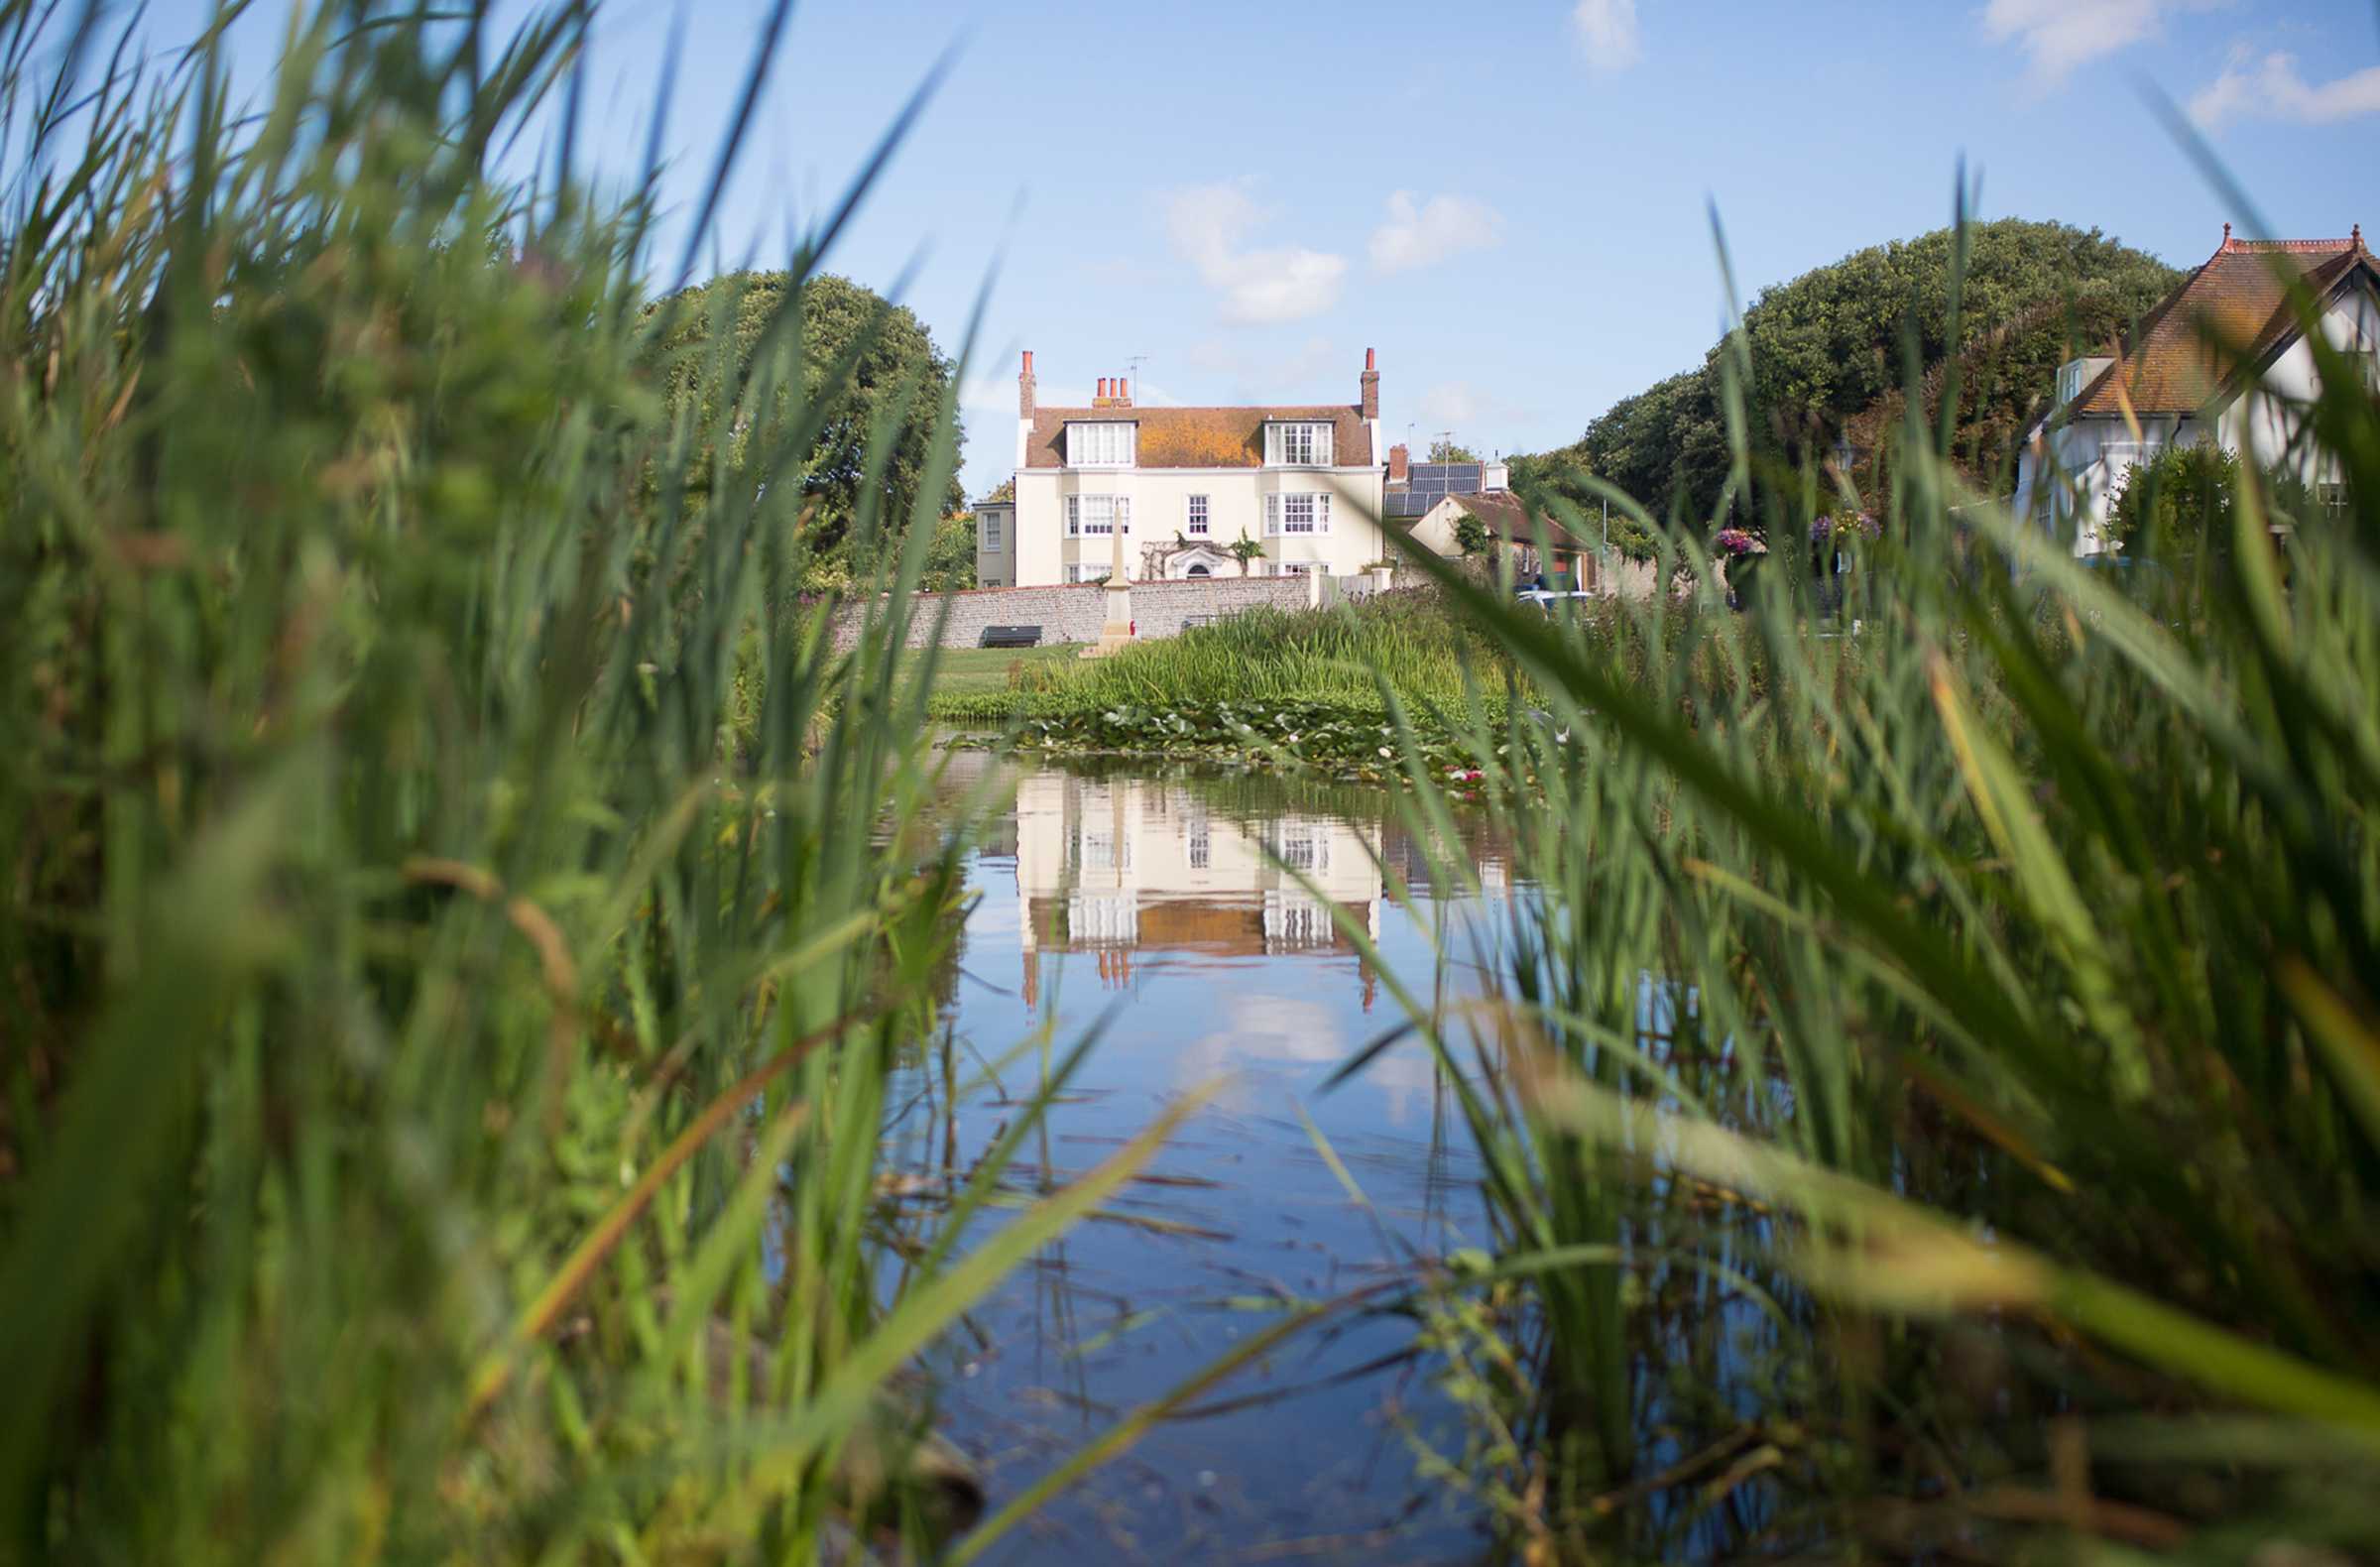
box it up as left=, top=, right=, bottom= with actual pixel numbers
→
left=1001, top=351, right=1389, bottom=586
left=972, top=496, right=1015, bottom=588
left=2014, top=225, right=2378, bottom=552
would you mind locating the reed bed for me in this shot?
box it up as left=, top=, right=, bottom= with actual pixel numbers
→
left=1328, top=219, right=2380, bottom=1559
left=0, top=4, right=1168, bottom=1560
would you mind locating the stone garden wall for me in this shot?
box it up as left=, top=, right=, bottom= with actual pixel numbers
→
left=831, top=573, right=1318, bottom=652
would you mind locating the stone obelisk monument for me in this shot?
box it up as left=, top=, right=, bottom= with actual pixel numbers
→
left=1083, top=460, right=1134, bottom=659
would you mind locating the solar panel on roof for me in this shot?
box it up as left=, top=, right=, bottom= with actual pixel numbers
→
left=1409, top=463, right=1485, bottom=490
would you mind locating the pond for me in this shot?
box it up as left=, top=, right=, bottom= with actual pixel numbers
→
left=891, top=751, right=1518, bottom=1563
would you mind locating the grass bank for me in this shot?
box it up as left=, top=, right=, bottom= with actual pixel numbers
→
left=927, top=592, right=1538, bottom=782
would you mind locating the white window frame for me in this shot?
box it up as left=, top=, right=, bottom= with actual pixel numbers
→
left=1065, top=422, right=1136, bottom=468
left=1068, top=494, right=1130, bottom=537
left=1063, top=564, right=1082, bottom=583
left=1186, top=494, right=1209, bottom=536
left=981, top=512, right=1002, bottom=549
left=1264, top=492, right=1330, bottom=537
left=1264, top=421, right=1332, bottom=467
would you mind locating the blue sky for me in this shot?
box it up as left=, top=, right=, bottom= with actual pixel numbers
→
left=147, top=0, right=2380, bottom=495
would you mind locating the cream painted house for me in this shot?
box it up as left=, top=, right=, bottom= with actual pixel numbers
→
left=1001, top=351, right=1389, bottom=586
left=2013, top=226, right=2377, bottom=553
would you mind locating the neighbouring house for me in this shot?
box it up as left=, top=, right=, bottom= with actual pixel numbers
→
left=1384, top=448, right=1606, bottom=588
left=1004, top=351, right=1389, bottom=586
left=973, top=494, right=1015, bottom=588
left=2013, top=224, right=2377, bottom=553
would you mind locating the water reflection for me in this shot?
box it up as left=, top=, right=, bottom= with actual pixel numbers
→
left=1014, top=768, right=1382, bottom=998
left=901, top=754, right=1506, bottom=1563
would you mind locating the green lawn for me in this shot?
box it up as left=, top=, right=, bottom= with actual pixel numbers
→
left=916, top=643, right=1080, bottom=700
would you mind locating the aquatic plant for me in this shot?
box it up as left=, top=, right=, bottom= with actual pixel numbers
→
left=1331, top=206, right=2380, bottom=1557
left=0, top=3, right=1174, bottom=1558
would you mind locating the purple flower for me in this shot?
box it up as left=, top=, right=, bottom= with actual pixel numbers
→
left=1713, top=527, right=1760, bottom=557
left=1809, top=512, right=1879, bottom=545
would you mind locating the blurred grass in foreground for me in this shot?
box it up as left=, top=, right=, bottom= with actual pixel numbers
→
left=0, top=2, right=1168, bottom=1559
left=1329, top=204, right=2380, bottom=1560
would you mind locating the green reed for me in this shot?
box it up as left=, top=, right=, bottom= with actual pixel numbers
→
left=1328, top=212, right=2380, bottom=1557
left=0, top=3, right=1174, bottom=1560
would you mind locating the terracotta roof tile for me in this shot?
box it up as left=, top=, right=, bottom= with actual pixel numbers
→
left=1398, top=491, right=1603, bottom=550
left=2071, top=233, right=2377, bottom=417
left=1023, top=405, right=1373, bottom=469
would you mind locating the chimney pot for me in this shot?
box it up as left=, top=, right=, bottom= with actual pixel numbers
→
left=2222, top=221, right=2232, bottom=249
left=1365, top=347, right=1376, bottom=371
left=1118, top=377, right=1130, bottom=402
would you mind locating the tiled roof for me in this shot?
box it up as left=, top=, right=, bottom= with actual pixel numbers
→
left=1022, top=405, right=1373, bottom=469
left=1396, top=490, right=1600, bottom=550
left=2070, top=231, right=2377, bottom=418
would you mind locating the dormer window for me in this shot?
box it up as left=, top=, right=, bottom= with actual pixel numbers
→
left=1066, top=422, right=1136, bottom=467
left=2055, top=356, right=2113, bottom=410
left=1265, top=422, right=1333, bottom=467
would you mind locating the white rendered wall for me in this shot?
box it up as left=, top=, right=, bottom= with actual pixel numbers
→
left=1010, top=463, right=1386, bottom=585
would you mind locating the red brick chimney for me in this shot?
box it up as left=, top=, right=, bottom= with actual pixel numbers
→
left=1018, top=350, right=1035, bottom=419
left=1360, top=347, right=1379, bottom=420
left=1387, top=442, right=1409, bottom=483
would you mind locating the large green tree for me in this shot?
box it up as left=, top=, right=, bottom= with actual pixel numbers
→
left=1512, top=219, right=2182, bottom=534
left=640, top=271, right=962, bottom=574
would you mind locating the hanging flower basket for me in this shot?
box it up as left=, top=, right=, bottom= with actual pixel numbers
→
left=1714, top=529, right=1763, bottom=610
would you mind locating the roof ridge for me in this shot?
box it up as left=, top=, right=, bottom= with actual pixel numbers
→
left=2221, top=236, right=2357, bottom=254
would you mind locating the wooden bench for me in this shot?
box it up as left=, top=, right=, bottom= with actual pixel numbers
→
left=978, top=624, right=1042, bottom=649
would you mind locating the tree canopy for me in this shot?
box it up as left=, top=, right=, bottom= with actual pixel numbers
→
left=1427, top=437, right=1482, bottom=463
left=1511, top=219, right=2182, bottom=537
left=639, top=271, right=962, bottom=578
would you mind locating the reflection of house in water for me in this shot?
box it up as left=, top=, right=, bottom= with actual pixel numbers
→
left=1013, top=773, right=1383, bottom=997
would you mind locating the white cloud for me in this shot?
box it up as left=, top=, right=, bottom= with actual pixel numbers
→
left=1163, top=181, right=1347, bottom=326
left=1412, top=380, right=1530, bottom=438
left=1187, top=334, right=1341, bottom=390
left=1572, top=0, right=1642, bottom=72
left=1981, top=0, right=2213, bottom=82
left=963, top=372, right=1091, bottom=414
left=1415, top=381, right=1488, bottom=427
left=1368, top=190, right=1505, bottom=274
left=2190, top=49, right=2380, bottom=129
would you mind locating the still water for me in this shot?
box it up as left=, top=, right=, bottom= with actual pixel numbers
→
left=893, top=751, right=1515, bottom=1563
